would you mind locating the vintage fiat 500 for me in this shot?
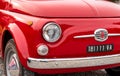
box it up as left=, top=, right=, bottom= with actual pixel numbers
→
left=1, top=0, right=120, bottom=76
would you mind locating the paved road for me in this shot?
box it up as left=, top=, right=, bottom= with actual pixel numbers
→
left=0, top=58, right=109, bottom=76
left=0, top=59, right=5, bottom=76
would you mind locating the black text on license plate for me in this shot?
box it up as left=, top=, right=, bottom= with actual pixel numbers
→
left=87, top=44, right=114, bottom=53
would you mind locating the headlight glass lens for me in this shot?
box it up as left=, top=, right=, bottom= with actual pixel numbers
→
left=43, top=22, right=61, bottom=42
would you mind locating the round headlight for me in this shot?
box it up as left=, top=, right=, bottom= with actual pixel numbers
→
left=43, top=22, right=62, bottom=42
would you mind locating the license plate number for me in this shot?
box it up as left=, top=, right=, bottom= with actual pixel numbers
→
left=87, top=44, right=113, bottom=53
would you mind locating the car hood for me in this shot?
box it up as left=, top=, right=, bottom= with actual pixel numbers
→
left=10, top=0, right=120, bottom=18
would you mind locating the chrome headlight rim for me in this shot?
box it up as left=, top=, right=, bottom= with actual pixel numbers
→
left=42, top=22, right=62, bottom=43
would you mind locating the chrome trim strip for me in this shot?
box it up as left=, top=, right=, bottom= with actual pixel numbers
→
left=74, top=34, right=94, bottom=38
left=108, top=34, right=120, bottom=36
left=74, top=33, right=120, bottom=39
left=27, top=54, right=120, bottom=69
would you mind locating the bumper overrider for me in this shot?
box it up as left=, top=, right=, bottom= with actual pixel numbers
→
left=27, top=54, right=120, bottom=69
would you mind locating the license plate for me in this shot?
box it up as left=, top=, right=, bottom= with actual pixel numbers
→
left=87, top=44, right=114, bottom=53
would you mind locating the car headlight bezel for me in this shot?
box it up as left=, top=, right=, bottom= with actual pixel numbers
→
left=42, top=22, right=62, bottom=43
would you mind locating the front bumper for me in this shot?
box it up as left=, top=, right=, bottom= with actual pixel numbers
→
left=27, top=54, right=120, bottom=69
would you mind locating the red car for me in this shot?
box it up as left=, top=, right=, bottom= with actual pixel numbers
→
left=0, top=0, right=120, bottom=76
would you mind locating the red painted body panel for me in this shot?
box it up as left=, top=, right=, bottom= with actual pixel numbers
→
left=1, top=0, right=120, bottom=74
left=6, top=0, right=120, bottom=17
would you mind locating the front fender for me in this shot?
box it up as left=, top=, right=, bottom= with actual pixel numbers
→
left=6, top=23, right=29, bottom=68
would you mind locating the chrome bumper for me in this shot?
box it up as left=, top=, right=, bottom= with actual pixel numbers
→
left=27, top=54, right=120, bottom=69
